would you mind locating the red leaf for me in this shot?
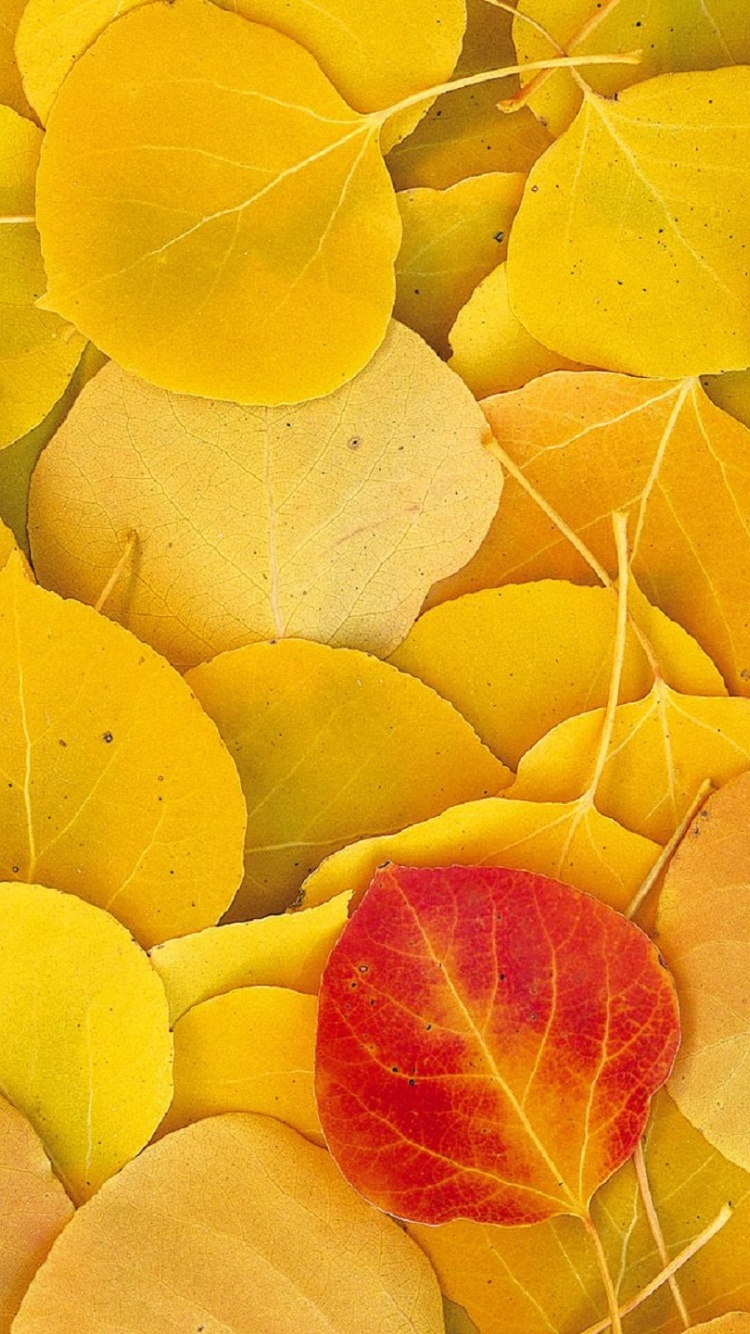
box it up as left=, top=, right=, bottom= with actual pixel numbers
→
left=315, top=864, right=680, bottom=1226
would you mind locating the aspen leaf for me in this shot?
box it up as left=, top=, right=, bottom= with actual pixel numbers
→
left=513, top=686, right=750, bottom=845
left=386, top=0, right=551, bottom=190
left=0, top=518, right=17, bottom=572
left=657, top=772, right=750, bottom=1175
left=448, top=261, right=586, bottom=399
left=28, top=326, right=501, bottom=669
left=436, top=373, right=750, bottom=696
left=0, top=0, right=31, bottom=115
left=390, top=581, right=723, bottom=770
left=702, top=368, right=750, bottom=433
left=507, top=70, right=750, bottom=376
left=187, top=640, right=508, bottom=919
left=35, top=0, right=402, bottom=405
left=13, top=1114, right=445, bottom=1334
left=0, top=882, right=172, bottom=1203
left=301, top=796, right=660, bottom=916
left=0, top=553, right=245, bottom=947
left=411, top=1090, right=750, bottom=1334
left=0, top=105, right=84, bottom=450
left=512, top=0, right=750, bottom=138
left=0, top=1095, right=73, bottom=1332
left=690, top=1319, right=750, bottom=1333
left=316, top=864, right=679, bottom=1225
left=161, top=987, right=320, bottom=1143
left=394, top=174, right=525, bottom=357
left=150, top=891, right=351, bottom=1024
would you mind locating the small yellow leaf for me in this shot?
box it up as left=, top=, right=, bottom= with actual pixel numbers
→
left=162, top=987, right=320, bottom=1143
left=0, top=0, right=32, bottom=116
left=0, top=882, right=172, bottom=1203
left=394, top=174, right=525, bottom=357
left=14, top=1114, right=445, bottom=1334
left=0, top=554, right=245, bottom=947
left=703, top=368, right=750, bottom=433
left=658, top=772, right=750, bottom=1174
left=390, top=581, right=723, bottom=770
left=434, top=373, right=750, bottom=696
left=513, top=0, right=750, bottom=138
left=448, top=261, right=585, bottom=399
left=411, top=1091, right=750, bottom=1334
left=36, top=0, right=402, bottom=405
left=512, top=684, right=750, bottom=844
left=28, top=326, right=501, bottom=668
left=150, top=892, right=351, bottom=1024
left=507, top=71, right=750, bottom=376
left=0, top=105, right=84, bottom=450
left=186, top=639, right=509, bottom=919
left=301, top=795, right=659, bottom=916
left=0, top=1095, right=73, bottom=1332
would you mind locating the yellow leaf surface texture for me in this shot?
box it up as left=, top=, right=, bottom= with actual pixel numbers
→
left=35, top=0, right=402, bottom=405
left=0, top=554, right=245, bottom=947
left=28, top=325, right=501, bottom=668
left=187, top=639, right=509, bottom=918
left=0, top=0, right=31, bottom=115
left=0, top=105, right=84, bottom=450
left=13, top=1115, right=445, bottom=1334
left=0, top=882, right=172, bottom=1203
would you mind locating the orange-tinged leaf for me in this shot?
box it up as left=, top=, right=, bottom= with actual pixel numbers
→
left=0, top=105, right=84, bottom=450
left=448, top=261, right=586, bottom=399
left=390, top=581, right=724, bottom=770
left=512, top=0, right=750, bottom=138
left=0, top=882, right=172, bottom=1203
left=386, top=0, right=551, bottom=190
left=161, top=987, right=320, bottom=1142
left=13, top=1114, right=445, bottom=1334
left=434, top=373, right=750, bottom=695
left=512, top=684, right=750, bottom=844
left=36, top=0, right=401, bottom=405
left=657, top=772, right=750, bottom=1174
left=0, top=553, right=245, bottom=947
left=394, top=174, right=525, bottom=357
left=150, top=892, right=351, bottom=1024
left=411, top=1090, right=750, bottom=1334
left=28, top=326, right=501, bottom=668
left=316, top=864, right=679, bottom=1225
left=0, top=1095, right=73, bottom=1332
left=301, top=796, right=660, bottom=916
left=507, top=71, right=750, bottom=376
left=187, top=640, right=508, bottom=919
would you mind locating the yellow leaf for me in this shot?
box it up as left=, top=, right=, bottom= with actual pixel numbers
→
left=702, top=368, right=750, bottom=433
left=0, top=882, right=172, bottom=1203
left=390, top=581, right=723, bottom=770
left=28, top=326, right=501, bottom=669
left=657, top=772, right=750, bottom=1175
left=411, top=1090, right=750, bottom=1334
left=301, top=795, right=659, bottom=916
left=513, top=0, right=750, bottom=137
left=186, top=639, right=509, bottom=919
left=512, top=684, right=750, bottom=844
left=14, top=1114, right=445, bottom=1334
left=161, top=987, right=320, bottom=1143
left=690, top=1319, right=750, bottom=1333
left=433, top=373, right=750, bottom=696
left=507, top=71, right=750, bottom=376
left=0, top=518, right=18, bottom=572
left=36, top=0, right=401, bottom=405
left=0, top=0, right=32, bottom=116
left=0, top=1094, right=73, bottom=1332
left=448, top=261, right=585, bottom=399
left=150, top=892, right=351, bottom=1024
left=0, top=105, right=84, bottom=449
left=0, top=553, right=245, bottom=947
left=386, top=0, right=551, bottom=190
left=394, top=174, right=525, bottom=357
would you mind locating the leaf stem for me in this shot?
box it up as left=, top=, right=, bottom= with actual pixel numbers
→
left=583, top=511, right=629, bottom=806
left=625, top=779, right=714, bottom=921
left=633, top=1140, right=691, bottom=1328
left=94, top=530, right=137, bottom=614
left=497, top=0, right=626, bottom=113
left=583, top=1213, right=623, bottom=1334
left=578, top=1203, right=733, bottom=1334
left=373, top=50, right=641, bottom=126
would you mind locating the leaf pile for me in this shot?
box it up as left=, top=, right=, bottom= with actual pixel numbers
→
left=0, top=0, right=749, bottom=1331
